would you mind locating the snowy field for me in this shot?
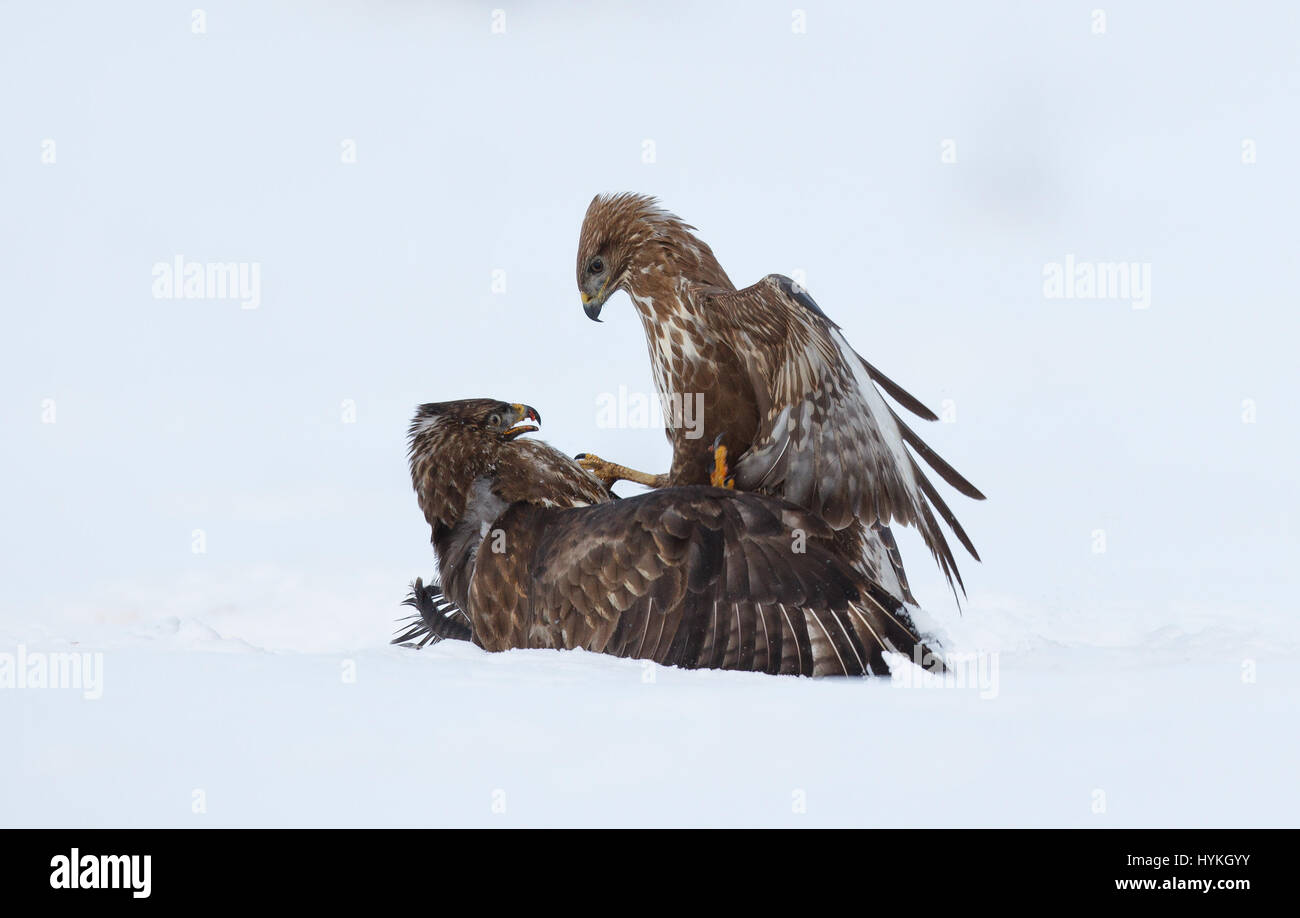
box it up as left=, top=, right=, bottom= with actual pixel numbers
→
left=2, top=2, right=1298, bottom=827
left=3, top=573, right=1295, bottom=828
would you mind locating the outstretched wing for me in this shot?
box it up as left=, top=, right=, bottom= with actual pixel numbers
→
left=698, top=275, right=985, bottom=596
left=491, top=486, right=936, bottom=676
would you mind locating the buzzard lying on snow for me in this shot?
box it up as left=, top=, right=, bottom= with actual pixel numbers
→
left=573, top=193, right=984, bottom=603
left=395, top=398, right=938, bottom=676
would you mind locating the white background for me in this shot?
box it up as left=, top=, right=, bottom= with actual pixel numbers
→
left=1, top=1, right=1296, bottom=827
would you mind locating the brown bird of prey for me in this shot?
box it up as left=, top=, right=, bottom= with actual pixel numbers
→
left=573, top=193, right=985, bottom=604
left=396, top=398, right=939, bottom=676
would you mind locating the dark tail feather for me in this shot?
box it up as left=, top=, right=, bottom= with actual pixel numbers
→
left=853, top=580, right=949, bottom=676
left=393, top=578, right=473, bottom=647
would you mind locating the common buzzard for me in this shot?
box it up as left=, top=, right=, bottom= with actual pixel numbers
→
left=396, top=398, right=938, bottom=676
left=574, top=193, right=984, bottom=603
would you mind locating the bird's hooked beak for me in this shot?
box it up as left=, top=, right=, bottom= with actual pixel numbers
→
left=502, top=404, right=541, bottom=440
left=581, top=283, right=610, bottom=322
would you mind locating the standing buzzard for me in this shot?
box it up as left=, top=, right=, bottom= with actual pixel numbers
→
left=574, top=193, right=985, bottom=603
left=397, top=398, right=938, bottom=676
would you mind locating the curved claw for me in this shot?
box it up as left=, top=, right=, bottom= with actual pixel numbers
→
left=575, top=452, right=622, bottom=487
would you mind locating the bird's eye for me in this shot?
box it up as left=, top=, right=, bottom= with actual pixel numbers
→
left=488, top=413, right=501, bottom=427
left=589, top=257, right=604, bottom=275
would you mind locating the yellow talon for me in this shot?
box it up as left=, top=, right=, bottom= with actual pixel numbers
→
left=710, top=442, right=734, bottom=489
left=576, top=453, right=619, bottom=487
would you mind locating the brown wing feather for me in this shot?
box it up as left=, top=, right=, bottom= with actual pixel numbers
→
left=700, top=274, right=982, bottom=597
left=492, top=438, right=612, bottom=508
left=496, top=486, right=935, bottom=676
left=859, top=356, right=940, bottom=422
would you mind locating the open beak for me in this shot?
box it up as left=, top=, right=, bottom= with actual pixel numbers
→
left=503, top=404, right=541, bottom=440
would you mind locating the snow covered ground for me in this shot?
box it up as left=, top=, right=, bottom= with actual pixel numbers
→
left=3, top=569, right=1295, bottom=828
left=2, top=1, right=1298, bottom=826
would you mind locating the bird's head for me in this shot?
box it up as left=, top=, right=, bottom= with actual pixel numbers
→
left=409, top=399, right=541, bottom=445
left=577, top=192, right=706, bottom=321
left=407, top=399, right=543, bottom=534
